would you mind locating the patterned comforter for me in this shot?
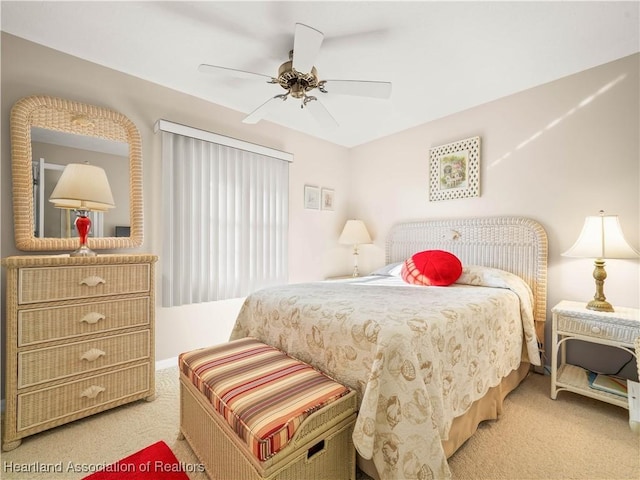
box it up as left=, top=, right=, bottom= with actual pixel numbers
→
left=230, top=266, right=539, bottom=479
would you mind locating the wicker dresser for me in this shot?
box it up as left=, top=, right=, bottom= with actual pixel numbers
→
left=2, top=254, right=158, bottom=451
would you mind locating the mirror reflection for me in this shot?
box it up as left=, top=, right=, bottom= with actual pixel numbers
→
left=10, top=95, right=143, bottom=252
left=31, top=127, right=130, bottom=239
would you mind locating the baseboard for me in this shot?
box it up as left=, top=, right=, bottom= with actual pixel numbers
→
left=156, top=356, right=178, bottom=371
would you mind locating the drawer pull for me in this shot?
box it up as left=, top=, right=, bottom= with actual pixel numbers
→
left=80, top=312, right=106, bottom=325
left=81, top=348, right=106, bottom=362
left=80, top=276, right=106, bottom=287
left=80, top=385, right=105, bottom=399
left=591, top=326, right=601, bottom=334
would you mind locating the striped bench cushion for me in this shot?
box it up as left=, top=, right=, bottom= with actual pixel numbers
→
left=179, top=338, right=350, bottom=461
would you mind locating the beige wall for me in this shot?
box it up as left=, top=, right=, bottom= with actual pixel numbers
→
left=0, top=33, right=352, bottom=377
left=348, top=53, right=640, bottom=375
left=1, top=33, right=638, bottom=384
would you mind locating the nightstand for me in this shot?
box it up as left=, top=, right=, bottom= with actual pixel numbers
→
left=324, top=275, right=357, bottom=280
left=550, top=300, right=640, bottom=413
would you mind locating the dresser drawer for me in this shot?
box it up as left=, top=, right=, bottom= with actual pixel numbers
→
left=557, top=314, right=640, bottom=344
left=18, top=297, right=150, bottom=347
left=18, top=264, right=150, bottom=304
left=17, top=363, right=150, bottom=432
left=18, top=331, right=150, bottom=388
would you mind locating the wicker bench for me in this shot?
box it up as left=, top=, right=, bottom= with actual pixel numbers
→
left=178, top=338, right=357, bottom=480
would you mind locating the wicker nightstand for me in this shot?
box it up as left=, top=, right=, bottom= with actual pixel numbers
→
left=630, top=337, right=640, bottom=433
left=324, top=275, right=357, bottom=280
left=550, top=300, right=640, bottom=413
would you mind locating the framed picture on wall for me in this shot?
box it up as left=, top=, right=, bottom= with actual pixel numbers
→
left=429, top=136, right=480, bottom=201
left=321, top=188, right=334, bottom=211
left=304, top=185, right=320, bottom=209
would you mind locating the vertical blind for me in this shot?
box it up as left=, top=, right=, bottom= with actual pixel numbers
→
left=157, top=121, right=290, bottom=307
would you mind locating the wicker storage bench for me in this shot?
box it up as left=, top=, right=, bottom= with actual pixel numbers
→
left=179, top=338, right=357, bottom=480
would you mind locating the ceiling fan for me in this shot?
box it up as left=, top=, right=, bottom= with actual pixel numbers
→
left=198, top=23, right=392, bottom=128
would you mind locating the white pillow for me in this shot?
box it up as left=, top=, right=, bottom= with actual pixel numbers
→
left=371, top=262, right=403, bottom=277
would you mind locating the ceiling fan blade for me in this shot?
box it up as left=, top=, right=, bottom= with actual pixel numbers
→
left=321, top=79, right=392, bottom=99
left=198, top=64, right=274, bottom=82
left=305, top=98, right=338, bottom=128
left=242, top=96, right=287, bottom=124
left=292, top=23, right=324, bottom=73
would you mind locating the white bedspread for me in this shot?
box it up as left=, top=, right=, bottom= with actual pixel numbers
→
left=230, top=266, right=539, bottom=479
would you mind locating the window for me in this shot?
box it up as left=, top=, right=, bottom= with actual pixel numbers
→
left=156, top=120, right=291, bottom=307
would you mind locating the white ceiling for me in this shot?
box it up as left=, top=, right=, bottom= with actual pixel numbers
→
left=2, top=1, right=638, bottom=148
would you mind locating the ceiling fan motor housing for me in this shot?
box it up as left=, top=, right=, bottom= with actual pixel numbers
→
left=277, top=58, right=319, bottom=98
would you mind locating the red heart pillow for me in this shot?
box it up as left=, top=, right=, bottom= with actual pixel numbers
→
left=401, top=250, right=463, bottom=286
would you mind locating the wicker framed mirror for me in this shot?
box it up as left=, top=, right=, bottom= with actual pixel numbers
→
left=10, top=95, right=143, bottom=251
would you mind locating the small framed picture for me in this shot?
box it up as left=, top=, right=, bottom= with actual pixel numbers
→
left=321, top=188, right=334, bottom=211
left=304, top=185, right=320, bottom=209
left=429, top=136, right=481, bottom=201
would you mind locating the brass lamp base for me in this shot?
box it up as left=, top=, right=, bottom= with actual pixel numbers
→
left=586, top=259, right=614, bottom=312
left=586, top=298, right=614, bottom=312
left=351, top=245, right=360, bottom=277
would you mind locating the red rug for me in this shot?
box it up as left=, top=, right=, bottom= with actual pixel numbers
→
left=82, top=441, right=191, bottom=479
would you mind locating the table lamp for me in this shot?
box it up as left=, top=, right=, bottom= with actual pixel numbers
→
left=339, top=219, right=372, bottom=277
left=49, top=163, right=115, bottom=256
left=562, top=210, right=639, bottom=312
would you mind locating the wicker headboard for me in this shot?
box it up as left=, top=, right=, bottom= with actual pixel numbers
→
left=386, top=217, right=548, bottom=335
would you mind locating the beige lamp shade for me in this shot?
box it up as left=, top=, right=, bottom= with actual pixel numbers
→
left=49, top=163, right=115, bottom=212
left=562, top=212, right=639, bottom=259
left=339, top=220, right=372, bottom=246
left=562, top=210, right=638, bottom=312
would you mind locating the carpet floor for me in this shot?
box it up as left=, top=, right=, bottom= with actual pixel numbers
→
left=2, top=367, right=638, bottom=479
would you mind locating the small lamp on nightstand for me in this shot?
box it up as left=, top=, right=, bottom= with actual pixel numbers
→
left=562, top=210, right=639, bottom=312
left=339, top=219, right=372, bottom=277
left=49, top=163, right=115, bottom=257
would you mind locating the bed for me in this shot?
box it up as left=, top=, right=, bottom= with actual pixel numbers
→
left=229, top=216, right=548, bottom=479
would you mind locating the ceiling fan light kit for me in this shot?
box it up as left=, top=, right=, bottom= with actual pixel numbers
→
left=199, top=23, right=392, bottom=128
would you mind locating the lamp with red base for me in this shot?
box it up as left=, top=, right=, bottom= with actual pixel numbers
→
left=49, top=163, right=115, bottom=257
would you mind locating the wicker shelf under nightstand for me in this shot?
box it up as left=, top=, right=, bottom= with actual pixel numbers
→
left=550, top=300, right=640, bottom=414
left=2, top=254, right=157, bottom=451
